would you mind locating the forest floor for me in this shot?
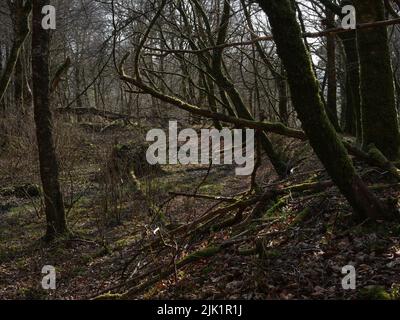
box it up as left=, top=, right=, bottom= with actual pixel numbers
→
left=1, top=122, right=400, bottom=300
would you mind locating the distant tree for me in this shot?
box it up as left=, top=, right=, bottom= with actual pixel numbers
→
left=325, top=9, right=340, bottom=131
left=32, top=0, right=68, bottom=240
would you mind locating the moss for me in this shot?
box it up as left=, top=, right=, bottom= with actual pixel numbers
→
left=15, top=258, right=29, bottom=270
left=80, top=253, right=94, bottom=264
left=262, top=249, right=282, bottom=259
left=390, top=285, right=400, bottom=300
left=238, top=245, right=257, bottom=256
left=359, top=286, right=392, bottom=300
left=97, top=246, right=111, bottom=257
left=292, top=208, right=312, bottom=225
left=179, top=246, right=221, bottom=265
left=198, top=183, right=224, bottom=194
left=18, top=287, right=49, bottom=300
left=368, top=144, right=389, bottom=164
left=264, top=196, right=287, bottom=217
left=115, top=143, right=125, bottom=152
left=113, top=234, right=142, bottom=251
left=93, top=292, right=123, bottom=300
left=201, top=266, right=214, bottom=275
left=72, top=265, right=87, bottom=276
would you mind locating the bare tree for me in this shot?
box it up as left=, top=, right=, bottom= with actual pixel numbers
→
left=32, top=0, right=68, bottom=240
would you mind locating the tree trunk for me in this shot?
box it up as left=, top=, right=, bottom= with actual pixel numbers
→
left=74, top=65, right=83, bottom=122
left=211, top=0, right=288, bottom=177
left=0, top=0, right=31, bottom=104
left=342, top=72, right=356, bottom=135
left=255, top=0, right=389, bottom=220
left=12, top=0, right=29, bottom=126
left=354, top=0, right=400, bottom=160
left=277, top=65, right=289, bottom=126
left=339, top=30, right=360, bottom=138
left=32, top=0, right=68, bottom=241
left=326, top=10, right=340, bottom=130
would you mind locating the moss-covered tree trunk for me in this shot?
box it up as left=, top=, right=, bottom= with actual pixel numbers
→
left=255, top=0, right=389, bottom=220
left=32, top=0, right=68, bottom=240
left=353, top=0, right=400, bottom=160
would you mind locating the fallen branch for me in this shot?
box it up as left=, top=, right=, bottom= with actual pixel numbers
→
left=119, top=235, right=250, bottom=298
left=168, top=191, right=238, bottom=203
left=94, top=245, right=222, bottom=299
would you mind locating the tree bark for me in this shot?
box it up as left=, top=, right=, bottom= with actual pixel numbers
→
left=255, top=0, right=389, bottom=220
left=32, top=0, right=68, bottom=240
left=326, top=10, right=340, bottom=130
left=339, top=30, right=360, bottom=138
left=354, top=0, right=400, bottom=160
left=12, top=0, right=27, bottom=124
left=278, top=65, right=289, bottom=126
